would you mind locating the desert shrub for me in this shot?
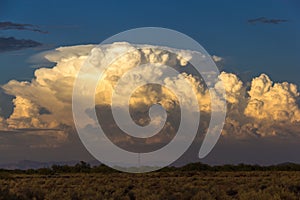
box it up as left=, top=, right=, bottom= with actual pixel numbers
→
left=0, top=186, right=18, bottom=200
left=15, top=187, right=45, bottom=200
left=191, top=191, right=214, bottom=200
left=0, top=170, right=299, bottom=199
left=238, top=190, right=274, bottom=200
left=0, top=172, right=11, bottom=180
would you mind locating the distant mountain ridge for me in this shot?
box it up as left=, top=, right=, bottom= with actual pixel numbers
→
left=1, top=160, right=300, bottom=172
left=0, top=160, right=101, bottom=170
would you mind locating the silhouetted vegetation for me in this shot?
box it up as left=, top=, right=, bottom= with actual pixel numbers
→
left=2, top=161, right=300, bottom=175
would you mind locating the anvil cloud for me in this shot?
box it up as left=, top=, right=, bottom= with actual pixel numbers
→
left=0, top=43, right=299, bottom=148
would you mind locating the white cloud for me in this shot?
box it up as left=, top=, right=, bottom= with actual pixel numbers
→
left=212, top=55, right=223, bottom=62
left=0, top=42, right=299, bottom=148
left=244, top=74, right=300, bottom=122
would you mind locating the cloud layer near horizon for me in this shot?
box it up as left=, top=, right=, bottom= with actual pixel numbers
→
left=0, top=21, right=46, bottom=53
left=0, top=43, right=299, bottom=148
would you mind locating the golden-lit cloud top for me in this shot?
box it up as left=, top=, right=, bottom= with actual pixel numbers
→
left=0, top=43, right=299, bottom=148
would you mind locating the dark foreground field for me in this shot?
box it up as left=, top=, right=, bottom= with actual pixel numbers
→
left=1, top=170, right=300, bottom=200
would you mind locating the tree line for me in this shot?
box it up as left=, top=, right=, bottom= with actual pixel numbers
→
left=1, top=161, right=300, bottom=175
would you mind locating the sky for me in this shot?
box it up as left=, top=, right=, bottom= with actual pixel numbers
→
left=1, top=0, right=300, bottom=84
left=0, top=0, right=300, bottom=166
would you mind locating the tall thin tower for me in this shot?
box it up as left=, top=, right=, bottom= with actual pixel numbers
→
left=138, top=153, right=141, bottom=172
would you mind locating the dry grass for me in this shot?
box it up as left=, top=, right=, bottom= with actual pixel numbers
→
left=0, top=171, right=300, bottom=199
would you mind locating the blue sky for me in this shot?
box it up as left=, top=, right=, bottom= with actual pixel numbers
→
left=0, top=0, right=300, bottom=84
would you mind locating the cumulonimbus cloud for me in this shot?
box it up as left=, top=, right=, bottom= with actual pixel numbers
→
left=0, top=43, right=299, bottom=148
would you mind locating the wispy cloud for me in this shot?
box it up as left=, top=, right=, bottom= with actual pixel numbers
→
left=0, top=21, right=48, bottom=33
left=248, top=17, right=289, bottom=25
left=0, top=37, right=42, bottom=52
left=0, top=21, right=47, bottom=52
